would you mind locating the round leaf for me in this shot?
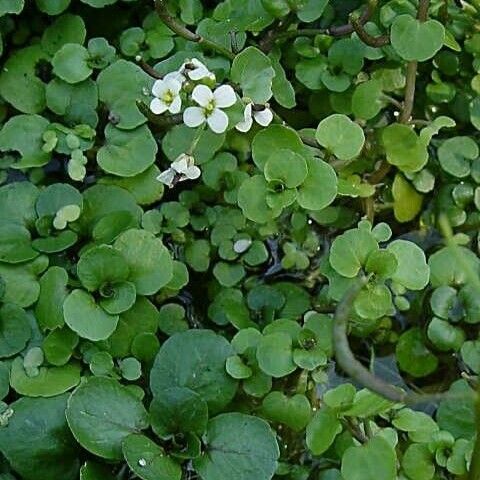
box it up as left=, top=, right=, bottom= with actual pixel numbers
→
left=63, top=289, right=119, bottom=341
left=315, top=114, right=365, bottom=160
left=114, top=229, right=173, bottom=295
left=193, top=413, right=279, bottom=480
left=97, top=124, right=157, bottom=177
left=150, top=330, right=237, bottom=413
left=66, top=376, right=149, bottom=460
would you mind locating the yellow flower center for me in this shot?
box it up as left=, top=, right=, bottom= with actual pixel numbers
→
left=162, top=90, right=174, bottom=105
left=204, top=99, right=216, bottom=115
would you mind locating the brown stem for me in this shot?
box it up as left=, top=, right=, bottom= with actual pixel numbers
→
left=398, top=0, right=430, bottom=123
left=137, top=101, right=183, bottom=127
left=136, top=57, right=163, bottom=79
left=329, top=0, right=378, bottom=36
left=349, top=13, right=390, bottom=47
left=154, top=0, right=235, bottom=60
left=398, top=60, right=418, bottom=123
left=333, top=279, right=476, bottom=405
left=342, top=418, right=369, bottom=444
left=262, top=0, right=380, bottom=52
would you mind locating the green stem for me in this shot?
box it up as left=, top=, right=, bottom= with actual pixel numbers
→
left=333, top=278, right=476, bottom=405
left=154, top=0, right=235, bottom=60
left=187, top=124, right=205, bottom=155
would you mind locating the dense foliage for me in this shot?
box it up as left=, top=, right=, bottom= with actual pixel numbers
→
left=0, top=0, right=479, bottom=479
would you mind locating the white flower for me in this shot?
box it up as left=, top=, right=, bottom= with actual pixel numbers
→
left=150, top=78, right=182, bottom=115
left=156, top=153, right=201, bottom=188
left=183, top=84, right=236, bottom=134
left=160, top=59, right=214, bottom=89
left=235, top=103, right=273, bottom=132
left=183, top=58, right=215, bottom=81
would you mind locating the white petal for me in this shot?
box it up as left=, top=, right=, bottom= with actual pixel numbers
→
left=164, top=70, right=186, bottom=84
left=235, top=103, right=253, bottom=132
left=192, top=84, right=213, bottom=107
left=183, top=107, right=206, bottom=128
left=150, top=98, right=168, bottom=114
left=191, top=58, right=207, bottom=69
left=185, top=165, right=201, bottom=179
left=172, top=156, right=189, bottom=174
left=152, top=79, right=167, bottom=97
left=157, top=168, right=176, bottom=187
left=254, top=107, right=273, bottom=127
left=235, top=116, right=253, bottom=132
left=213, top=85, right=236, bottom=108
left=188, top=59, right=211, bottom=80
left=169, top=95, right=182, bottom=114
left=166, top=78, right=182, bottom=94
left=207, top=108, right=229, bottom=134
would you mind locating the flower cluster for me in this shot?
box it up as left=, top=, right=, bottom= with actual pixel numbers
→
left=151, top=58, right=273, bottom=187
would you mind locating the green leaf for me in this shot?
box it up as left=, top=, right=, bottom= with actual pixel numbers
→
left=97, top=124, right=157, bottom=177
left=341, top=436, right=396, bottom=480
left=41, top=14, right=86, bottom=55
left=387, top=240, right=430, bottom=290
left=66, top=376, right=149, bottom=460
left=226, top=355, right=252, bottom=379
left=193, top=413, right=279, bottom=480
left=63, top=289, right=119, bottom=341
left=396, top=328, right=438, bottom=377
left=427, top=317, right=465, bottom=351
left=122, top=434, right=181, bottom=480
left=35, top=0, right=70, bottom=14
left=0, top=303, right=30, bottom=358
left=237, top=175, right=280, bottom=223
left=352, top=80, right=384, bottom=120
left=297, top=157, right=338, bottom=210
left=306, top=407, right=342, bottom=455
left=391, top=15, right=445, bottom=62
left=428, top=246, right=479, bottom=287
left=256, top=332, right=296, bottom=378
left=43, top=327, right=78, bottom=366
left=264, top=149, right=308, bottom=188
left=77, top=245, right=129, bottom=291
left=392, top=174, right=423, bottom=222
left=252, top=125, right=305, bottom=169
left=100, top=281, right=137, bottom=315
left=150, top=387, right=208, bottom=438
left=0, top=257, right=47, bottom=308
left=296, top=0, right=328, bottom=22
left=97, top=60, right=153, bottom=130
left=402, top=444, right=435, bottom=480
left=438, top=136, right=479, bottom=178
left=113, top=229, right=173, bottom=295
left=382, top=124, right=428, bottom=173
left=329, top=227, right=378, bottom=277
left=262, top=391, right=312, bottom=432
left=231, top=47, right=275, bottom=103
left=315, top=114, right=365, bottom=160
left=0, top=114, right=50, bottom=168
left=162, top=124, right=225, bottom=164
left=437, top=379, right=476, bottom=439
left=0, top=45, right=48, bottom=113
left=52, top=44, right=93, bottom=84
left=392, top=408, right=439, bottom=443
left=0, top=394, right=79, bottom=480
left=0, top=0, right=24, bottom=15
left=150, top=330, right=237, bottom=413
left=9, top=357, right=80, bottom=397
left=213, top=261, right=245, bottom=287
